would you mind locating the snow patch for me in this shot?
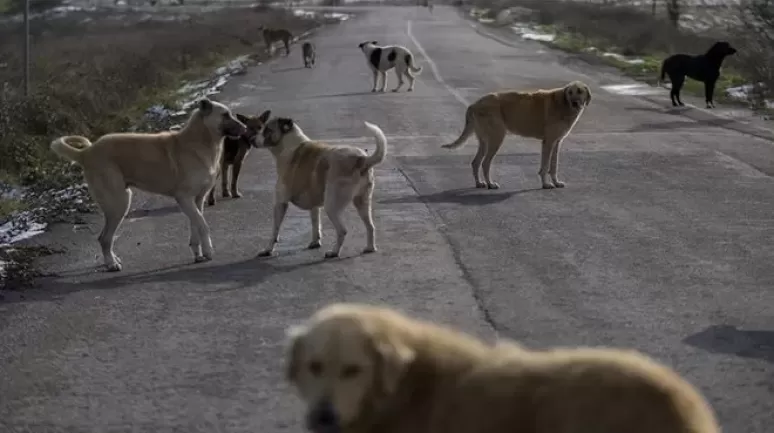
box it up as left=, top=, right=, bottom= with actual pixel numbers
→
left=510, top=24, right=555, bottom=43
left=726, top=83, right=774, bottom=109
left=601, top=52, right=645, bottom=65
left=292, top=8, right=352, bottom=21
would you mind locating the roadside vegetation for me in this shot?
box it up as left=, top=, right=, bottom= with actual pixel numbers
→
left=0, top=4, right=326, bottom=290
left=464, top=0, right=774, bottom=113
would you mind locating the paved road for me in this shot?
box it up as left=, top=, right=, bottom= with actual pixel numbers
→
left=2, top=5, right=773, bottom=433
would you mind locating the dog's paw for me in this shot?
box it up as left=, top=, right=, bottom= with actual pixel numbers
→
left=552, top=180, right=566, bottom=188
left=542, top=183, right=556, bottom=189
left=363, top=246, right=377, bottom=254
left=391, top=88, right=400, bottom=92
left=105, top=262, right=123, bottom=272
left=194, top=255, right=211, bottom=263
left=408, top=88, right=414, bottom=92
left=207, top=199, right=216, bottom=207
left=324, top=251, right=339, bottom=259
left=308, top=240, right=322, bottom=249
left=475, top=182, right=487, bottom=189
left=232, top=190, right=242, bottom=198
left=487, top=182, right=500, bottom=190
left=222, top=190, right=232, bottom=198
left=257, top=249, right=274, bottom=258
left=371, top=88, right=377, bottom=93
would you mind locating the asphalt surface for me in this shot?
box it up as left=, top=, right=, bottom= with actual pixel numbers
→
left=2, top=5, right=774, bottom=433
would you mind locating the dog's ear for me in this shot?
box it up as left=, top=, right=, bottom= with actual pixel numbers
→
left=372, top=330, right=415, bottom=394
left=258, top=110, right=272, bottom=125
left=279, top=118, right=294, bottom=133
left=583, top=84, right=592, bottom=106
left=235, top=113, right=250, bottom=124
left=563, top=85, right=572, bottom=107
left=198, top=98, right=213, bottom=116
left=285, top=324, right=308, bottom=382
left=371, top=41, right=378, bottom=45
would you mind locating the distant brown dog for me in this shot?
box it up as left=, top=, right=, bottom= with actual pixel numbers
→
left=206, top=111, right=271, bottom=206
left=254, top=117, right=387, bottom=259
left=442, top=81, right=592, bottom=190
left=50, top=99, right=247, bottom=271
left=302, top=41, right=316, bottom=68
left=259, top=26, right=293, bottom=56
left=286, top=303, right=720, bottom=433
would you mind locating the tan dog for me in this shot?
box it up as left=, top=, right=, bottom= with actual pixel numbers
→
left=254, top=117, right=387, bottom=259
left=50, top=98, right=247, bottom=272
left=206, top=111, right=271, bottom=206
left=285, top=303, right=720, bottom=433
left=259, top=26, right=293, bottom=56
left=442, top=80, right=592, bottom=190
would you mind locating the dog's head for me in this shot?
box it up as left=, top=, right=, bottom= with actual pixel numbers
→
left=255, top=116, right=301, bottom=148
left=563, top=81, right=592, bottom=110
left=286, top=305, right=416, bottom=433
left=707, top=41, right=737, bottom=58
left=233, top=110, right=271, bottom=147
left=358, top=41, right=379, bottom=52
left=196, top=98, right=247, bottom=139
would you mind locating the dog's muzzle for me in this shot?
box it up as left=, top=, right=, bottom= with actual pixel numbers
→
left=305, top=400, right=340, bottom=433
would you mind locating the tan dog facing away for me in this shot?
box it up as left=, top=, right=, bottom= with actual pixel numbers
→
left=285, top=303, right=720, bottom=433
left=206, top=111, right=271, bottom=206
left=442, top=80, right=592, bottom=190
left=254, top=117, right=387, bottom=259
left=50, top=98, right=247, bottom=272
left=259, top=26, right=293, bottom=56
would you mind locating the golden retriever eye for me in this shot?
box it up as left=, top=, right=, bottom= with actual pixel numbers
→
left=309, top=361, right=323, bottom=376
left=341, top=365, right=362, bottom=379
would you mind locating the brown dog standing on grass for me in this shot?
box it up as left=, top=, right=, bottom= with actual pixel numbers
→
left=206, top=111, right=271, bottom=206
left=50, top=98, right=247, bottom=272
left=285, top=303, right=721, bottom=433
left=442, top=81, right=591, bottom=190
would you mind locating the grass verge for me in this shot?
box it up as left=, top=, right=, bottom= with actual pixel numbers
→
left=0, top=5, right=331, bottom=290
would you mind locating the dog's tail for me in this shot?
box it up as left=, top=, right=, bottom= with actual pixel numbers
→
left=657, top=59, right=667, bottom=87
left=441, top=106, right=475, bottom=150
left=406, top=53, right=423, bottom=75
left=50, top=135, right=93, bottom=165
left=362, top=121, right=388, bottom=170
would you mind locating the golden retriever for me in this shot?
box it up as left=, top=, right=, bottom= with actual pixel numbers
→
left=285, top=303, right=720, bottom=433
left=50, top=98, right=247, bottom=271
left=442, top=81, right=592, bottom=190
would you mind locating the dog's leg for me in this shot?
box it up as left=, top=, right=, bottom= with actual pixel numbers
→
left=371, top=69, right=379, bottom=92
left=222, top=161, right=231, bottom=198
left=176, top=195, right=213, bottom=262
left=391, top=67, right=404, bottom=92
left=480, top=121, right=506, bottom=190
left=549, top=137, right=566, bottom=188
left=230, top=155, right=246, bottom=199
left=405, top=68, right=416, bottom=92
left=471, top=135, right=487, bottom=189
left=671, top=75, right=685, bottom=107
left=91, top=181, right=132, bottom=272
left=539, top=137, right=559, bottom=189
left=704, top=79, right=716, bottom=108
left=380, top=71, right=388, bottom=93
left=354, top=181, right=377, bottom=254
left=308, top=207, right=322, bottom=249
left=323, top=184, right=353, bottom=258
left=284, top=39, right=290, bottom=56
left=258, top=202, right=289, bottom=257
left=206, top=185, right=216, bottom=207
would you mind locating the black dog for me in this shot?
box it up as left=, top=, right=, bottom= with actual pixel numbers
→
left=206, top=111, right=271, bottom=207
left=658, top=41, right=737, bottom=109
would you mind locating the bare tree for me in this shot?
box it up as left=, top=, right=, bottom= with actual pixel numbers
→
left=666, top=0, right=680, bottom=28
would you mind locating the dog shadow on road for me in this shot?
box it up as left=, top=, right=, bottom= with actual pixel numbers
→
left=623, top=105, right=735, bottom=133
left=271, top=66, right=307, bottom=73
left=683, top=324, right=774, bottom=364
left=304, top=91, right=378, bottom=100
left=6, top=252, right=361, bottom=304
left=380, top=187, right=542, bottom=207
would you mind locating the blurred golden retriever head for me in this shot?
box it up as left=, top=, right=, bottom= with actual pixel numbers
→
left=285, top=305, right=416, bottom=433
left=563, top=80, right=592, bottom=109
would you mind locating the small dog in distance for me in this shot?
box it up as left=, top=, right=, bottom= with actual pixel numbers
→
left=302, top=42, right=316, bottom=68
left=358, top=41, right=423, bottom=92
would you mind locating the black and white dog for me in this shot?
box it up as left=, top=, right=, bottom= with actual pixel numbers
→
left=358, top=41, right=423, bottom=92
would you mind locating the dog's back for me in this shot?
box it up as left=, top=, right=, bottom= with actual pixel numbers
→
left=483, top=89, right=564, bottom=139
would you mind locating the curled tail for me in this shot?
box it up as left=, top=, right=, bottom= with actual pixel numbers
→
left=50, top=135, right=93, bottom=165
left=406, top=53, right=423, bottom=75
left=362, top=121, right=388, bottom=170
left=442, top=106, right=475, bottom=150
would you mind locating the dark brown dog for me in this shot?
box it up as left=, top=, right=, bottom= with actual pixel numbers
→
left=207, top=111, right=271, bottom=206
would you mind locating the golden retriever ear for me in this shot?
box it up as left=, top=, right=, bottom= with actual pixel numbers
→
left=285, top=324, right=307, bottom=382
left=374, top=333, right=415, bottom=394
left=584, top=84, right=592, bottom=106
